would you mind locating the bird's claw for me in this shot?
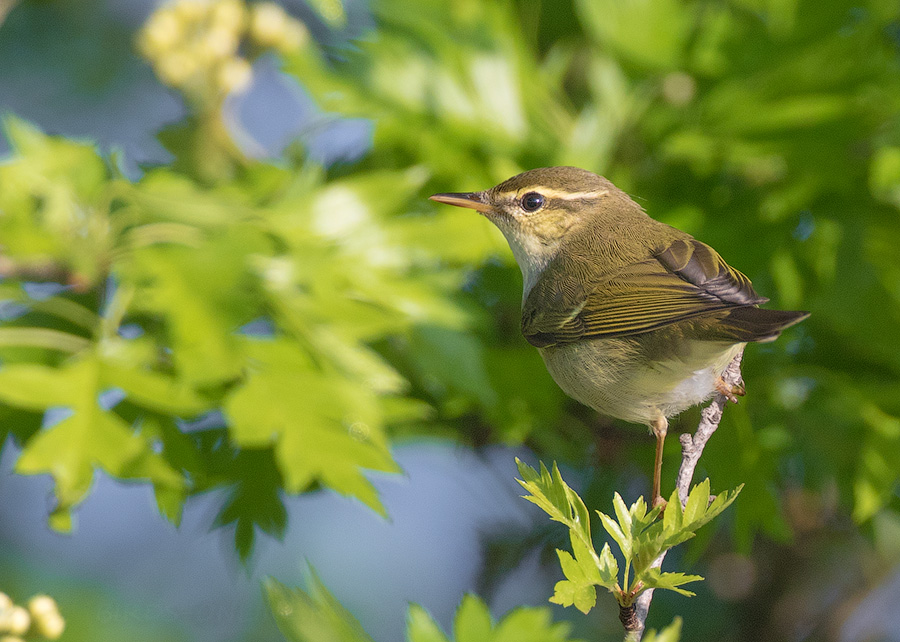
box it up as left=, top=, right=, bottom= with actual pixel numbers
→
left=715, top=376, right=745, bottom=403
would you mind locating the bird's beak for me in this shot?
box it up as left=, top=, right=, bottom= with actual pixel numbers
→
left=429, top=191, right=492, bottom=213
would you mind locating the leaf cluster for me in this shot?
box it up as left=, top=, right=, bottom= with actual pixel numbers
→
left=0, top=116, right=486, bottom=555
left=516, top=459, right=740, bottom=613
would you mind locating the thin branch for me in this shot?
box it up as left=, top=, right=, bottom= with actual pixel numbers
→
left=626, top=350, right=745, bottom=641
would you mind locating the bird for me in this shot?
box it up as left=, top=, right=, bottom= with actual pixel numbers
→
left=430, top=166, right=809, bottom=508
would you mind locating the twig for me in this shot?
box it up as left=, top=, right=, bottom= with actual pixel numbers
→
left=626, top=350, right=744, bottom=640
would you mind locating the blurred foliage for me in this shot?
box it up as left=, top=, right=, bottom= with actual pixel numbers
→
left=0, top=0, right=899, bottom=615
left=266, top=575, right=584, bottom=642
left=0, top=113, right=471, bottom=554
left=283, top=0, right=900, bottom=545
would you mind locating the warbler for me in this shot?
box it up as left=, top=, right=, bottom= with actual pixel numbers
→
left=431, top=167, right=808, bottom=507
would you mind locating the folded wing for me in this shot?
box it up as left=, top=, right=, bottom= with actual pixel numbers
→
left=522, top=238, right=777, bottom=347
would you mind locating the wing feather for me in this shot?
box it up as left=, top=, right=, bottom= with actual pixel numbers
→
left=522, top=238, right=766, bottom=347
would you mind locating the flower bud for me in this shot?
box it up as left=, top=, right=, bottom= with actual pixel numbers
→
left=28, top=595, right=55, bottom=617
left=138, top=8, right=184, bottom=58
left=211, top=0, right=247, bottom=33
left=216, top=57, right=253, bottom=94
left=172, top=0, right=210, bottom=24
left=157, top=50, right=201, bottom=87
left=0, top=593, right=11, bottom=611
left=249, top=2, right=288, bottom=47
left=274, top=20, right=308, bottom=53
left=31, top=612, right=65, bottom=640
left=0, top=606, right=29, bottom=636
left=203, top=24, right=240, bottom=59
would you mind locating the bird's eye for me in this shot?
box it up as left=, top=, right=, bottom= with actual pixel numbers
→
left=521, top=192, right=545, bottom=212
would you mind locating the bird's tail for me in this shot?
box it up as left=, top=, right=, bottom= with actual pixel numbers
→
left=717, top=306, right=810, bottom=343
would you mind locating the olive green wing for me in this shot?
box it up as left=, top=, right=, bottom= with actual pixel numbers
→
left=522, top=238, right=767, bottom=348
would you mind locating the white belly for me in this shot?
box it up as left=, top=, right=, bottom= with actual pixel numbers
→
left=539, top=338, right=743, bottom=426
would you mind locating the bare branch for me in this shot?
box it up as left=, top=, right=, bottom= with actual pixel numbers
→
left=626, top=350, right=744, bottom=641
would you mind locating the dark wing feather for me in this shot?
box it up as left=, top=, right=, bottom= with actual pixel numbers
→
left=654, top=238, right=765, bottom=305
left=522, top=238, right=768, bottom=347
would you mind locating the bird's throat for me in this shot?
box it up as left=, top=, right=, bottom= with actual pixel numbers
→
left=500, top=228, right=559, bottom=299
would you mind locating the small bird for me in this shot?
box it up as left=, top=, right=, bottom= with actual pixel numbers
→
left=431, top=167, right=808, bottom=507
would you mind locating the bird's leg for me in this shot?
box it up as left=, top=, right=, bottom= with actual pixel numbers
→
left=650, top=415, right=668, bottom=510
left=714, top=376, right=745, bottom=403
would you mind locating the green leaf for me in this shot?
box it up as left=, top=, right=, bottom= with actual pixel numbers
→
left=0, top=363, right=81, bottom=409
left=596, top=542, right=620, bottom=588
left=454, top=594, right=493, bottom=642
left=613, top=492, right=633, bottom=538
left=642, top=617, right=683, bottom=642
left=0, top=357, right=184, bottom=529
left=409, top=595, right=583, bottom=642
left=576, top=0, right=692, bottom=70
left=224, top=339, right=400, bottom=515
left=491, top=603, right=581, bottom=642
left=101, top=360, right=210, bottom=417
left=683, top=478, right=710, bottom=525
left=214, top=449, right=288, bottom=561
left=549, top=552, right=598, bottom=615
left=598, top=504, right=630, bottom=563
left=662, top=488, right=684, bottom=537
left=516, top=459, right=575, bottom=528
left=407, top=604, right=452, bottom=642
left=265, top=574, right=375, bottom=642
left=549, top=537, right=617, bottom=614
left=641, top=568, right=703, bottom=597
left=853, top=405, right=900, bottom=522
left=124, top=234, right=265, bottom=386
left=406, top=325, right=497, bottom=410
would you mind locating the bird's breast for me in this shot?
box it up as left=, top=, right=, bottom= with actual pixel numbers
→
left=538, top=336, right=743, bottom=426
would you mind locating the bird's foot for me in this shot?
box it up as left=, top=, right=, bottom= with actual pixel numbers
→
left=715, top=376, right=745, bottom=403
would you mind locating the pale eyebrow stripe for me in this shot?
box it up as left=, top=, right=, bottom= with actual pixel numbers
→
left=496, top=188, right=610, bottom=200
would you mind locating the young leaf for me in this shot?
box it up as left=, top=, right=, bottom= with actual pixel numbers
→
left=640, top=568, right=704, bottom=597
left=549, top=557, right=598, bottom=615
left=596, top=542, right=620, bottom=588
left=598, top=505, right=631, bottom=563
left=516, top=459, right=582, bottom=533
left=632, top=481, right=743, bottom=580
left=660, top=481, right=743, bottom=550
left=642, top=617, right=683, bottom=642
left=613, top=492, right=633, bottom=539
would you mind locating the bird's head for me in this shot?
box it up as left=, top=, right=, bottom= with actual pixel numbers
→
left=430, top=166, right=619, bottom=293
